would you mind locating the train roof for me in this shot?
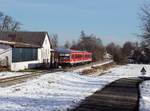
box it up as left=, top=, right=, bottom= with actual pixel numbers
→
left=55, top=48, right=90, bottom=54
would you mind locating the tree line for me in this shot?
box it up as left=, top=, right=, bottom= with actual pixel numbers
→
left=63, top=31, right=139, bottom=64
left=0, top=12, right=21, bottom=32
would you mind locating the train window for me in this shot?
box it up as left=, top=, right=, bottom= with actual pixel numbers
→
left=72, top=54, right=75, bottom=59
left=60, top=56, right=70, bottom=60
left=74, top=53, right=83, bottom=58
left=75, top=54, right=78, bottom=58
left=77, top=54, right=80, bottom=58
left=78, top=54, right=80, bottom=58
left=64, top=56, right=70, bottom=59
left=85, top=54, right=91, bottom=58
left=59, top=54, right=70, bottom=56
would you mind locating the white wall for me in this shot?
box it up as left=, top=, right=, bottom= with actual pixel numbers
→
left=39, top=34, right=52, bottom=63
left=0, top=44, right=12, bottom=66
left=11, top=60, right=39, bottom=71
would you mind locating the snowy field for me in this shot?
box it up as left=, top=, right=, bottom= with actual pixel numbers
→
left=0, top=64, right=150, bottom=111
left=140, top=81, right=150, bottom=111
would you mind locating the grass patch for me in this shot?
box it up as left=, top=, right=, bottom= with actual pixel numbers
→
left=82, top=62, right=116, bottom=75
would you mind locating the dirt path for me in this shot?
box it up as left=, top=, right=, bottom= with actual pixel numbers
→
left=72, top=77, right=143, bottom=111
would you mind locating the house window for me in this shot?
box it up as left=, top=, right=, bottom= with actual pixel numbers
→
left=12, top=48, right=38, bottom=62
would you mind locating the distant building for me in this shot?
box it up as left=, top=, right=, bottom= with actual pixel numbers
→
left=103, top=52, right=112, bottom=60
left=0, top=32, right=53, bottom=71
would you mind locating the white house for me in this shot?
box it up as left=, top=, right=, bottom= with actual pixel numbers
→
left=0, top=32, right=53, bottom=71
left=103, top=51, right=112, bottom=60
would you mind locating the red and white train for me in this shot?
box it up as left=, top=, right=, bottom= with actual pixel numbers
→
left=55, top=48, right=92, bottom=66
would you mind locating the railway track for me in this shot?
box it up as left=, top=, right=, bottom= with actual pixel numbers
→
left=0, top=70, right=61, bottom=87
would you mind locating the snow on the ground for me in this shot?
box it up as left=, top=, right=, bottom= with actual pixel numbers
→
left=0, top=61, right=113, bottom=79
left=140, top=81, right=150, bottom=111
left=0, top=64, right=150, bottom=111
left=104, top=64, right=150, bottom=77
left=0, top=72, right=29, bottom=79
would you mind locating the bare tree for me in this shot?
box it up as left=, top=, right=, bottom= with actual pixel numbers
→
left=133, top=3, right=150, bottom=64
left=140, top=4, right=150, bottom=47
left=71, top=31, right=105, bottom=61
left=106, top=42, right=116, bottom=56
left=122, top=41, right=136, bottom=56
left=0, top=11, right=21, bottom=32
left=51, top=34, right=58, bottom=48
left=64, top=41, right=71, bottom=49
left=106, top=42, right=128, bottom=64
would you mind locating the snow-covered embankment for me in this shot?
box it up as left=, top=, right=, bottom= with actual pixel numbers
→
left=0, top=64, right=150, bottom=111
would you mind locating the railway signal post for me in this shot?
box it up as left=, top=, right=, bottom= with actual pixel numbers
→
left=141, top=67, right=146, bottom=80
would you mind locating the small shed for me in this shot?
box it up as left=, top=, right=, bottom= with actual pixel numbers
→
left=0, top=32, right=53, bottom=71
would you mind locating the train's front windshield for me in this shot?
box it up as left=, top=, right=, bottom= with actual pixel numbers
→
left=60, top=56, right=70, bottom=60
left=59, top=54, right=70, bottom=60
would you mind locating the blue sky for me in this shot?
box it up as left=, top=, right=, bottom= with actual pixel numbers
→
left=0, top=0, right=147, bottom=45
